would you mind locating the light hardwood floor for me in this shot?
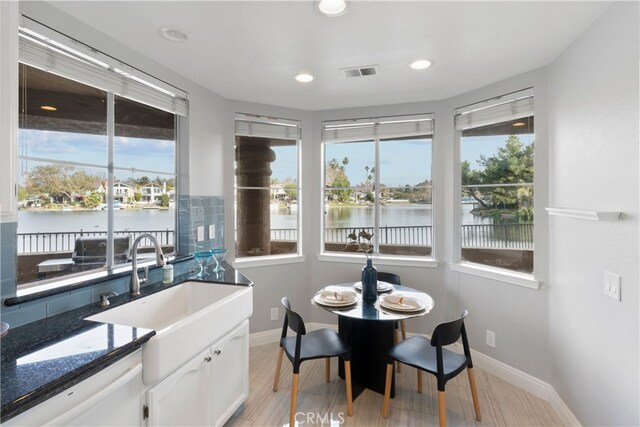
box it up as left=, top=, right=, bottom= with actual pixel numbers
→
left=225, top=343, right=564, bottom=427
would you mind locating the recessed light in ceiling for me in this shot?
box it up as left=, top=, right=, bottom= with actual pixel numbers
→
left=410, top=59, right=432, bottom=70
left=40, top=105, right=57, bottom=111
left=158, top=27, right=188, bottom=43
left=295, top=73, right=314, bottom=83
left=512, top=122, right=527, bottom=127
left=316, top=0, right=347, bottom=16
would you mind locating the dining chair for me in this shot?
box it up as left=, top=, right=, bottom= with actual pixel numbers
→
left=273, top=297, right=353, bottom=426
left=382, top=309, right=481, bottom=427
left=377, top=272, right=406, bottom=372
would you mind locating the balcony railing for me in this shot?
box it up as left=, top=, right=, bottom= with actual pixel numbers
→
left=17, top=223, right=533, bottom=254
left=17, top=229, right=174, bottom=254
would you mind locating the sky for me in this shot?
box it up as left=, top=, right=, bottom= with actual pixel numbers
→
left=20, top=129, right=533, bottom=187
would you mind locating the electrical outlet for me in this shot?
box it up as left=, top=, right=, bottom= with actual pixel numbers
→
left=486, top=330, right=496, bottom=348
left=196, top=226, right=204, bottom=242
left=209, top=224, right=215, bottom=239
left=270, top=307, right=279, bottom=321
left=603, top=271, right=621, bottom=301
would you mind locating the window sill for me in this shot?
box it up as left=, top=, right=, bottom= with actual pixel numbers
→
left=449, top=262, right=540, bottom=289
left=317, top=253, right=439, bottom=268
left=232, top=254, right=306, bottom=269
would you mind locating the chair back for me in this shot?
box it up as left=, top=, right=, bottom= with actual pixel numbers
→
left=281, top=296, right=306, bottom=337
left=430, top=309, right=469, bottom=347
left=377, top=272, right=401, bottom=285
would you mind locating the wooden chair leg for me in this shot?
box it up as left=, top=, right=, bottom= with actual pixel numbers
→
left=273, top=347, right=284, bottom=392
left=325, top=358, right=331, bottom=383
left=393, top=326, right=402, bottom=373
left=382, top=363, right=394, bottom=418
left=290, top=373, right=299, bottom=427
left=437, top=390, right=446, bottom=427
left=400, top=319, right=407, bottom=341
left=467, top=367, right=482, bottom=421
left=417, top=369, right=423, bottom=393
left=344, top=359, right=353, bottom=416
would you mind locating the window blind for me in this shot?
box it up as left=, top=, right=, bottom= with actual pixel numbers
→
left=235, top=113, right=301, bottom=140
left=454, top=88, right=533, bottom=130
left=18, top=17, right=188, bottom=117
left=321, top=113, right=434, bottom=143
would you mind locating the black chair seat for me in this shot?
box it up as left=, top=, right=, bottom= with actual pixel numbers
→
left=282, top=328, right=349, bottom=363
left=389, top=335, right=468, bottom=379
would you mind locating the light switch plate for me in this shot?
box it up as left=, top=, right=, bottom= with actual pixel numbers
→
left=603, top=271, right=621, bottom=301
left=209, top=224, right=215, bottom=239
left=196, top=226, right=204, bottom=242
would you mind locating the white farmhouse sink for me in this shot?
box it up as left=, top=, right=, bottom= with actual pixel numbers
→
left=86, top=281, right=253, bottom=384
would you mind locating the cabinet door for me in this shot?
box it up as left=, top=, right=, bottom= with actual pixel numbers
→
left=146, top=347, right=210, bottom=427
left=210, top=320, right=249, bottom=427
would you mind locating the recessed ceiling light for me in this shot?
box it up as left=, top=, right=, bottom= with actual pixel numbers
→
left=317, top=0, right=347, bottom=16
left=158, top=27, right=188, bottom=43
left=40, top=105, right=57, bottom=111
left=512, top=122, right=527, bottom=127
left=295, top=73, right=314, bottom=83
left=410, top=59, right=432, bottom=70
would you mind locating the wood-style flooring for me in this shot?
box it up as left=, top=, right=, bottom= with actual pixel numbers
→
left=225, top=343, right=564, bottom=427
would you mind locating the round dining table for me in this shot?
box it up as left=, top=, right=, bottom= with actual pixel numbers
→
left=312, top=282, right=434, bottom=399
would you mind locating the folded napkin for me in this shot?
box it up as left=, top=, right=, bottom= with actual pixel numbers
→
left=383, top=295, right=416, bottom=307
left=318, top=290, right=357, bottom=303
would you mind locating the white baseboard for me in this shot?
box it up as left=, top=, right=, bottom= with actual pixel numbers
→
left=250, top=325, right=580, bottom=426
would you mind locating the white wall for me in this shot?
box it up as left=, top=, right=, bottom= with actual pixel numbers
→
left=547, top=2, right=639, bottom=425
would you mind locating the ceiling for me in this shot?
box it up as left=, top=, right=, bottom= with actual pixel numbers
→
left=48, top=1, right=611, bottom=111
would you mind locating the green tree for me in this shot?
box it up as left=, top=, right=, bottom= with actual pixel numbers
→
left=463, top=135, right=533, bottom=212
left=134, top=191, right=142, bottom=202
left=332, top=175, right=352, bottom=202
left=84, top=191, right=104, bottom=209
left=137, top=176, right=150, bottom=186
left=284, top=182, right=298, bottom=200
left=160, top=193, right=170, bottom=207
left=26, top=164, right=102, bottom=203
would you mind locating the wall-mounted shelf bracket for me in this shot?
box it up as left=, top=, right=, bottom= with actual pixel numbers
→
left=545, top=207, right=621, bottom=221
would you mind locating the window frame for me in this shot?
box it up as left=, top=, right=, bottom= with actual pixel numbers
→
left=451, top=89, right=539, bottom=289
left=319, top=114, right=437, bottom=265
left=15, top=22, right=184, bottom=295
left=232, top=113, right=303, bottom=266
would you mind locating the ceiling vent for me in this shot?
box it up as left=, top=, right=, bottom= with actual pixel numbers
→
left=342, top=65, right=378, bottom=78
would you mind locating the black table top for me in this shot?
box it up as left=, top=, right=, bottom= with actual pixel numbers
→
left=312, top=283, right=434, bottom=321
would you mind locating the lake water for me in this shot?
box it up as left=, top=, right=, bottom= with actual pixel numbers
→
left=17, top=204, right=487, bottom=233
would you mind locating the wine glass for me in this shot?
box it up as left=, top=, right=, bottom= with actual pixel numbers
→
left=192, top=250, right=213, bottom=277
left=210, top=249, right=228, bottom=273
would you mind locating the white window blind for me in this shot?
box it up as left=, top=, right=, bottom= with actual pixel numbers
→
left=235, top=113, right=301, bottom=140
left=18, top=17, right=188, bottom=117
left=454, top=88, right=533, bottom=130
left=321, top=113, right=434, bottom=143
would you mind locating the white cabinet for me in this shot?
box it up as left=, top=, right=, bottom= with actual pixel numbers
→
left=5, top=351, right=143, bottom=427
left=145, top=320, right=249, bottom=427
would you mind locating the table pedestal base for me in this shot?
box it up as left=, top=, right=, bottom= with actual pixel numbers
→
left=338, top=316, right=396, bottom=399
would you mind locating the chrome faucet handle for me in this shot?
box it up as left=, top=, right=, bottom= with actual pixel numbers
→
left=99, top=291, right=118, bottom=308
left=141, top=266, right=149, bottom=284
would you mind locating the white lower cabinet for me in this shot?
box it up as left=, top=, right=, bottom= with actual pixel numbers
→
left=5, top=351, right=143, bottom=427
left=145, top=320, right=249, bottom=426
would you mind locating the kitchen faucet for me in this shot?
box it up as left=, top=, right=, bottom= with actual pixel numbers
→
left=131, top=233, right=165, bottom=296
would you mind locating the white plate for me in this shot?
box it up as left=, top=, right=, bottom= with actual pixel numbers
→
left=380, top=296, right=425, bottom=312
left=353, top=281, right=394, bottom=293
left=313, top=293, right=357, bottom=307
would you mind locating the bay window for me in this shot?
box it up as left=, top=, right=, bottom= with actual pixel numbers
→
left=321, top=114, right=434, bottom=259
left=455, top=88, right=534, bottom=274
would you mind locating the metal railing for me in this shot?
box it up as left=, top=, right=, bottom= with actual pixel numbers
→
left=272, top=223, right=533, bottom=249
left=17, top=229, right=174, bottom=254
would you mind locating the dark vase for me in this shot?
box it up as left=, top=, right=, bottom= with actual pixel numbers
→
left=361, top=258, right=378, bottom=303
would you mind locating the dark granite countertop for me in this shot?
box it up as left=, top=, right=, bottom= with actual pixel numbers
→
left=0, top=261, right=253, bottom=422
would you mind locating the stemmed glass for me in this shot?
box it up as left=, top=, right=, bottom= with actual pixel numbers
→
left=192, top=250, right=213, bottom=278
left=210, top=249, right=228, bottom=273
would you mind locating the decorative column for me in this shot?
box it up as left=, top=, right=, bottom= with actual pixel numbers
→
left=235, top=136, right=275, bottom=256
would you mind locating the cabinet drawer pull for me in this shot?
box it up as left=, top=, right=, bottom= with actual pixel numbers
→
left=204, top=356, right=212, bottom=363
left=214, top=349, right=222, bottom=355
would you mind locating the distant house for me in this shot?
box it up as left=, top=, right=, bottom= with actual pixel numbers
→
left=113, top=182, right=135, bottom=204
left=140, top=183, right=165, bottom=204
